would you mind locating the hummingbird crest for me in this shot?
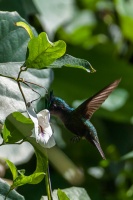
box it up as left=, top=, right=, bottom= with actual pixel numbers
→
left=47, top=79, right=121, bottom=159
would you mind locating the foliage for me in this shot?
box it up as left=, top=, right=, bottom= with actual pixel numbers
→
left=0, top=8, right=93, bottom=200
left=0, top=0, right=133, bottom=200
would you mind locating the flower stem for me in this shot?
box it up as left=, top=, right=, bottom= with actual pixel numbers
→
left=45, top=161, right=53, bottom=200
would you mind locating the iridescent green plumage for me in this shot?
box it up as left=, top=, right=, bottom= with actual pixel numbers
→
left=48, top=79, right=121, bottom=159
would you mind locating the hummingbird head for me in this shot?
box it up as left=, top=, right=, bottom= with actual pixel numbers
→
left=45, top=91, right=71, bottom=115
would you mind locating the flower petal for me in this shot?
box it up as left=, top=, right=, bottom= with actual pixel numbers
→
left=26, top=103, right=39, bottom=141
left=37, top=109, right=56, bottom=148
left=27, top=106, right=55, bottom=148
left=37, top=109, right=50, bottom=124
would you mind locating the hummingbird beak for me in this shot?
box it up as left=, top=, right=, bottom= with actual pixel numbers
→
left=92, top=139, right=106, bottom=160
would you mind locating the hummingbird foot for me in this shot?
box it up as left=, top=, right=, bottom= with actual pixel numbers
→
left=71, top=135, right=81, bottom=143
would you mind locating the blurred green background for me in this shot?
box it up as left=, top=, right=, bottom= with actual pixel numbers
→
left=1, top=0, right=133, bottom=199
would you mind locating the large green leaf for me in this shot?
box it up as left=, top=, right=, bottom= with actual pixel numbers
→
left=2, top=112, right=33, bottom=143
left=0, top=11, right=37, bottom=62
left=6, top=160, right=18, bottom=180
left=0, top=178, right=25, bottom=200
left=25, top=32, right=66, bottom=69
left=50, top=54, right=95, bottom=72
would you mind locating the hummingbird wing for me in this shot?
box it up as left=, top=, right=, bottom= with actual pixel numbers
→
left=74, top=79, right=121, bottom=119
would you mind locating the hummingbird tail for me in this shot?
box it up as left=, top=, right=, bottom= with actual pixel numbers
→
left=92, top=139, right=106, bottom=160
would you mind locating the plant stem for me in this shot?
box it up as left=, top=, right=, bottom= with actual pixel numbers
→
left=24, top=80, right=48, bottom=93
left=45, top=160, right=53, bottom=200
left=0, top=73, right=16, bottom=81
left=0, top=67, right=48, bottom=106
left=17, top=66, right=27, bottom=106
left=17, top=81, right=27, bottom=106
left=22, top=81, right=41, bottom=103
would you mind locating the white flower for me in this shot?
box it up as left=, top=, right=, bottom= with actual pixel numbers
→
left=26, top=103, right=55, bottom=148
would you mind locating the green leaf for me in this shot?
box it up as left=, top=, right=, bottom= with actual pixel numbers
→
left=25, top=32, right=66, bottom=69
left=6, top=159, right=18, bottom=180
left=57, top=189, right=70, bottom=200
left=0, top=178, right=25, bottom=200
left=2, top=112, right=34, bottom=143
left=6, top=147, right=46, bottom=189
left=34, top=149, right=48, bottom=174
left=3, top=118, right=48, bottom=188
left=10, top=147, right=46, bottom=189
left=0, top=11, right=37, bottom=62
left=42, top=187, right=91, bottom=200
left=50, top=54, right=95, bottom=72
left=11, top=172, right=45, bottom=189
left=16, top=21, right=35, bottom=39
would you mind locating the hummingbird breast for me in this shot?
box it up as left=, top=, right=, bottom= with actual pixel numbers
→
left=64, top=112, right=95, bottom=140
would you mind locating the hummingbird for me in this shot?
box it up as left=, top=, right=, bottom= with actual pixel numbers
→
left=47, top=79, right=121, bottom=159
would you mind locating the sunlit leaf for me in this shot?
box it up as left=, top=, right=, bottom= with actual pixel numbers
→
left=25, top=32, right=66, bottom=69
left=2, top=112, right=34, bottom=143
left=6, top=149, right=46, bottom=189
left=6, top=159, right=18, bottom=180
left=50, top=54, right=95, bottom=72
left=57, top=189, right=70, bottom=200
left=11, top=172, right=45, bottom=189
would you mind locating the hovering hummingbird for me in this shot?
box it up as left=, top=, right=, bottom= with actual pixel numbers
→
left=47, top=79, right=121, bottom=159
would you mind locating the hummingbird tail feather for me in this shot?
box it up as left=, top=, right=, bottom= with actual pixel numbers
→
left=93, top=139, right=106, bottom=160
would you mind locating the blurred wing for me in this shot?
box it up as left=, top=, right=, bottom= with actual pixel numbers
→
left=74, top=79, right=121, bottom=119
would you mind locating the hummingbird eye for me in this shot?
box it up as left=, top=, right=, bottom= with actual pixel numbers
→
left=52, top=103, right=57, bottom=108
